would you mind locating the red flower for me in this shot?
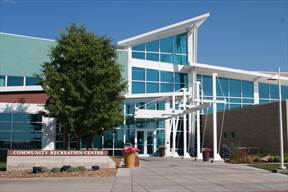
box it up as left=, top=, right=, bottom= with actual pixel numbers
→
left=202, top=147, right=212, bottom=152
left=123, top=147, right=140, bottom=155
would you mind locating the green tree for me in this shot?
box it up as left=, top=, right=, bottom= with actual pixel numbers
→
left=37, top=24, right=126, bottom=149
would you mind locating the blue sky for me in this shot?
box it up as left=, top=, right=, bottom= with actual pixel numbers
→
left=0, top=0, right=287, bottom=72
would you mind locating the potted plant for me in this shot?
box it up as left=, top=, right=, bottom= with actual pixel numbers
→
left=202, top=147, right=212, bottom=161
left=159, top=145, right=166, bottom=157
left=123, top=147, right=140, bottom=168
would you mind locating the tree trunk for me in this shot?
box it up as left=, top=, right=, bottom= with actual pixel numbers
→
left=63, top=127, right=69, bottom=150
left=86, top=132, right=94, bottom=150
left=76, top=129, right=82, bottom=150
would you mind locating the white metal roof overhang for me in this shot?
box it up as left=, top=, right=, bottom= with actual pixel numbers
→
left=192, top=63, right=288, bottom=84
left=118, top=13, right=210, bottom=48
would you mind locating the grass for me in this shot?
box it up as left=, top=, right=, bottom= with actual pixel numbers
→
left=0, top=161, right=6, bottom=171
left=250, top=163, right=288, bottom=175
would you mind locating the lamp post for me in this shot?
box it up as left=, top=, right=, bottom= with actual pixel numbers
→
left=277, top=67, right=286, bottom=170
left=270, top=67, right=286, bottom=170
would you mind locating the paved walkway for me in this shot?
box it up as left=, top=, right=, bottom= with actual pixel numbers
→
left=1, top=159, right=288, bottom=192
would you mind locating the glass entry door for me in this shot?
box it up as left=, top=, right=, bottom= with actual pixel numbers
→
left=136, top=129, right=156, bottom=156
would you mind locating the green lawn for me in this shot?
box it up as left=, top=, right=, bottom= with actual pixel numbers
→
left=250, top=163, right=288, bottom=175
left=0, top=161, right=6, bottom=171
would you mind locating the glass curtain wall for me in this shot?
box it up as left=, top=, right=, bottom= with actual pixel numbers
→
left=0, top=112, right=43, bottom=157
left=259, top=83, right=288, bottom=103
left=132, top=34, right=187, bottom=65
left=132, top=67, right=188, bottom=94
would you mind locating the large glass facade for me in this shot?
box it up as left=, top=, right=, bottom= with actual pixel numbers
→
left=0, top=112, right=43, bottom=156
left=132, top=34, right=187, bottom=65
left=197, top=74, right=254, bottom=111
left=132, top=67, right=188, bottom=94
left=259, top=83, right=288, bottom=103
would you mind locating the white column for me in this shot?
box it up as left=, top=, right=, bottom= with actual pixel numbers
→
left=196, top=82, right=202, bottom=160
left=127, top=47, right=132, bottom=94
left=41, top=117, right=56, bottom=150
left=164, top=100, right=171, bottom=156
left=172, top=94, right=177, bottom=157
left=183, top=88, right=189, bottom=158
left=254, top=81, right=259, bottom=104
left=212, top=73, right=222, bottom=161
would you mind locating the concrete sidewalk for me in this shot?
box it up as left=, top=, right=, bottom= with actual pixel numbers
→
left=113, top=158, right=288, bottom=192
left=1, top=159, right=287, bottom=192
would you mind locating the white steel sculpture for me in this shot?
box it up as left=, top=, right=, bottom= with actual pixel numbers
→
left=134, top=73, right=226, bottom=160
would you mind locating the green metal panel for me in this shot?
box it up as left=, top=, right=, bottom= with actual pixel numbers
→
left=117, top=49, right=128, bottom=81
left=0, top=33, right=55, bottom=77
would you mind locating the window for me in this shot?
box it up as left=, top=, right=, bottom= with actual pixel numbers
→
left=229, top=79, right=241, bottom=97
left=160, top=71, right=174, bottom=83
left=146, top=53, right=159, bottom=61
left=217, top=78, right=228, bottom=97
left=146, top=83, right=159, bottom=93
left=132, top=67, right=145, bottom=81
left=7, top=76, right=23, bottom=86
left=270, top=84, right=279, bottom=99
left=132, top=44, right=145, bottom=51
left=146, top=69, right=159, bottom=82
left=202, top=76, right=212, bottom=96
left=132, top=82, right=145, bottom=94
left=160, top=36, right=173, bottom=53
left=242, top=80, right=253, bottom=98
left=146, top=40, right=159, bottom=52
left=0, top=76, right=5, bottom=87
left=26, top=77, right=39, bottom=86
left=132, top=52, right=145, bottom=59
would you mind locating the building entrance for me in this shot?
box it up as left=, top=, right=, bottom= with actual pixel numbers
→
left=135, top=129, right=156, bottom=156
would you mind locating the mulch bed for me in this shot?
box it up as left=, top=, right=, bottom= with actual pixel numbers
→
left=0, top=169, right=116, bottom=178
left=0, top=156, right=123, bottom=178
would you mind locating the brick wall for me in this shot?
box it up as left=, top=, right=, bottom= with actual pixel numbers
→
left=0, top=91, right=48, bottom=104
left=203, top=100, right=288, bottom=154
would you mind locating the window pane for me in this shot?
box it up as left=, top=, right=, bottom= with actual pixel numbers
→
left=12, top=132, right=41, bottom=141
left=259, top=83, right=269, bottom=99
left=160, top=71, right=174, bottom=82
left=270, top=84, right=279, bottom=99
left=7, top=76, right=23, bottom=86
left=125, top=101, right=135, bottom=115
left=229, top=79, right=241, bottom=97
left=132, top=44, right=145, bottom=51
left=146, top=82, right=159, bottom=93
left=160, top=53, right=172, bottom=63
left=217, top=78, right=228, bottom=97
left=282, top=86, right=288, bottom=99
left=146, top=53, right=159, bottom=61
left=173, top=54, right=187, bottom=65
left=125, top=129, right=135, bottom=145
left=242, top=80, right=254, bottom=98
left=160, top=83, right=174, bottom=92
left=93, top=134, right=102, bottom=148
left=175, top=83, right=186, bottom=91
left=132, top=67, right=145, bottom=81
left=132, top=52, right=145, bottom=59
left=146, top=40, right=159, bottom=52
left=0, top=76, right=5, bottom=87
left=160, top=36, right=173, bottom=53
left=132, top=82, right=145, bottom=94
left=26, top=77, right=39, bottom=86
left=114, top=129, right=124, bottom=148
left=157, top=101, right=165, bottom=110
left=202, top=75, right=212, bottom=96
left=146, top=69, right=159, bottom=81
left=230, top=104, right=241, bottom=109
left=175, top=73, right=188, bottom=84
left=13, top=113, right=42, bottom=122
left=13, top=123, right=42, bottom=132
left=103, top=131, right=113, bottom=148
left=0, top=113, right=12, bottom=121
left=174, top=34, right=187, bottom=54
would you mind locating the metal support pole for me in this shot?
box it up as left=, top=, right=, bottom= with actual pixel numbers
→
left=278, top=67, right=286, bottom=170
left=183, top=88, right=189, bottom=158
left=196, top=82, right=202, bottom=160
left=172, top=94, right=177, bottom=157
left=212, top=73, right=222, bottom=161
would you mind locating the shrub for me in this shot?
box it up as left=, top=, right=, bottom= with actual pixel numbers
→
left=40, top=167, right=49, bottom=172
left=67, top=167, right=80, bottom=172
left=77, top=166, right=87, bottom=171
left=229, top=150, right=250, bottom=163
left=50, top=167, right=61, bottom=173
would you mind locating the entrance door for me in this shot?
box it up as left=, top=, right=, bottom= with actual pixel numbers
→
left=136, top=130, right=156, bottom=156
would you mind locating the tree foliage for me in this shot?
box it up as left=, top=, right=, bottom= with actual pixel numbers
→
left=37, top=24, right=126, bottom=149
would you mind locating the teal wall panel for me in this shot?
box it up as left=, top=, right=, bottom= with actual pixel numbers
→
left=116, top=49, right=128, bottom=81
left=0, top=33, right=55, bottom=77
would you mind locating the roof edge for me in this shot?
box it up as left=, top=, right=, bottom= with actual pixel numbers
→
left=0, top=32, right=55, bottom=42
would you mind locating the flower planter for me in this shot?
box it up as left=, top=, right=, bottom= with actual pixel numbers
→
left=125, top=153, right=137, bottom=168
left=159, top=147, right=165, bottom=157
left=202, top=147, right=211, bottom=161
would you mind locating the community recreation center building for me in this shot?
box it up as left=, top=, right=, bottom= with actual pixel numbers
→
left=0, top=13, right=288, bottom=160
